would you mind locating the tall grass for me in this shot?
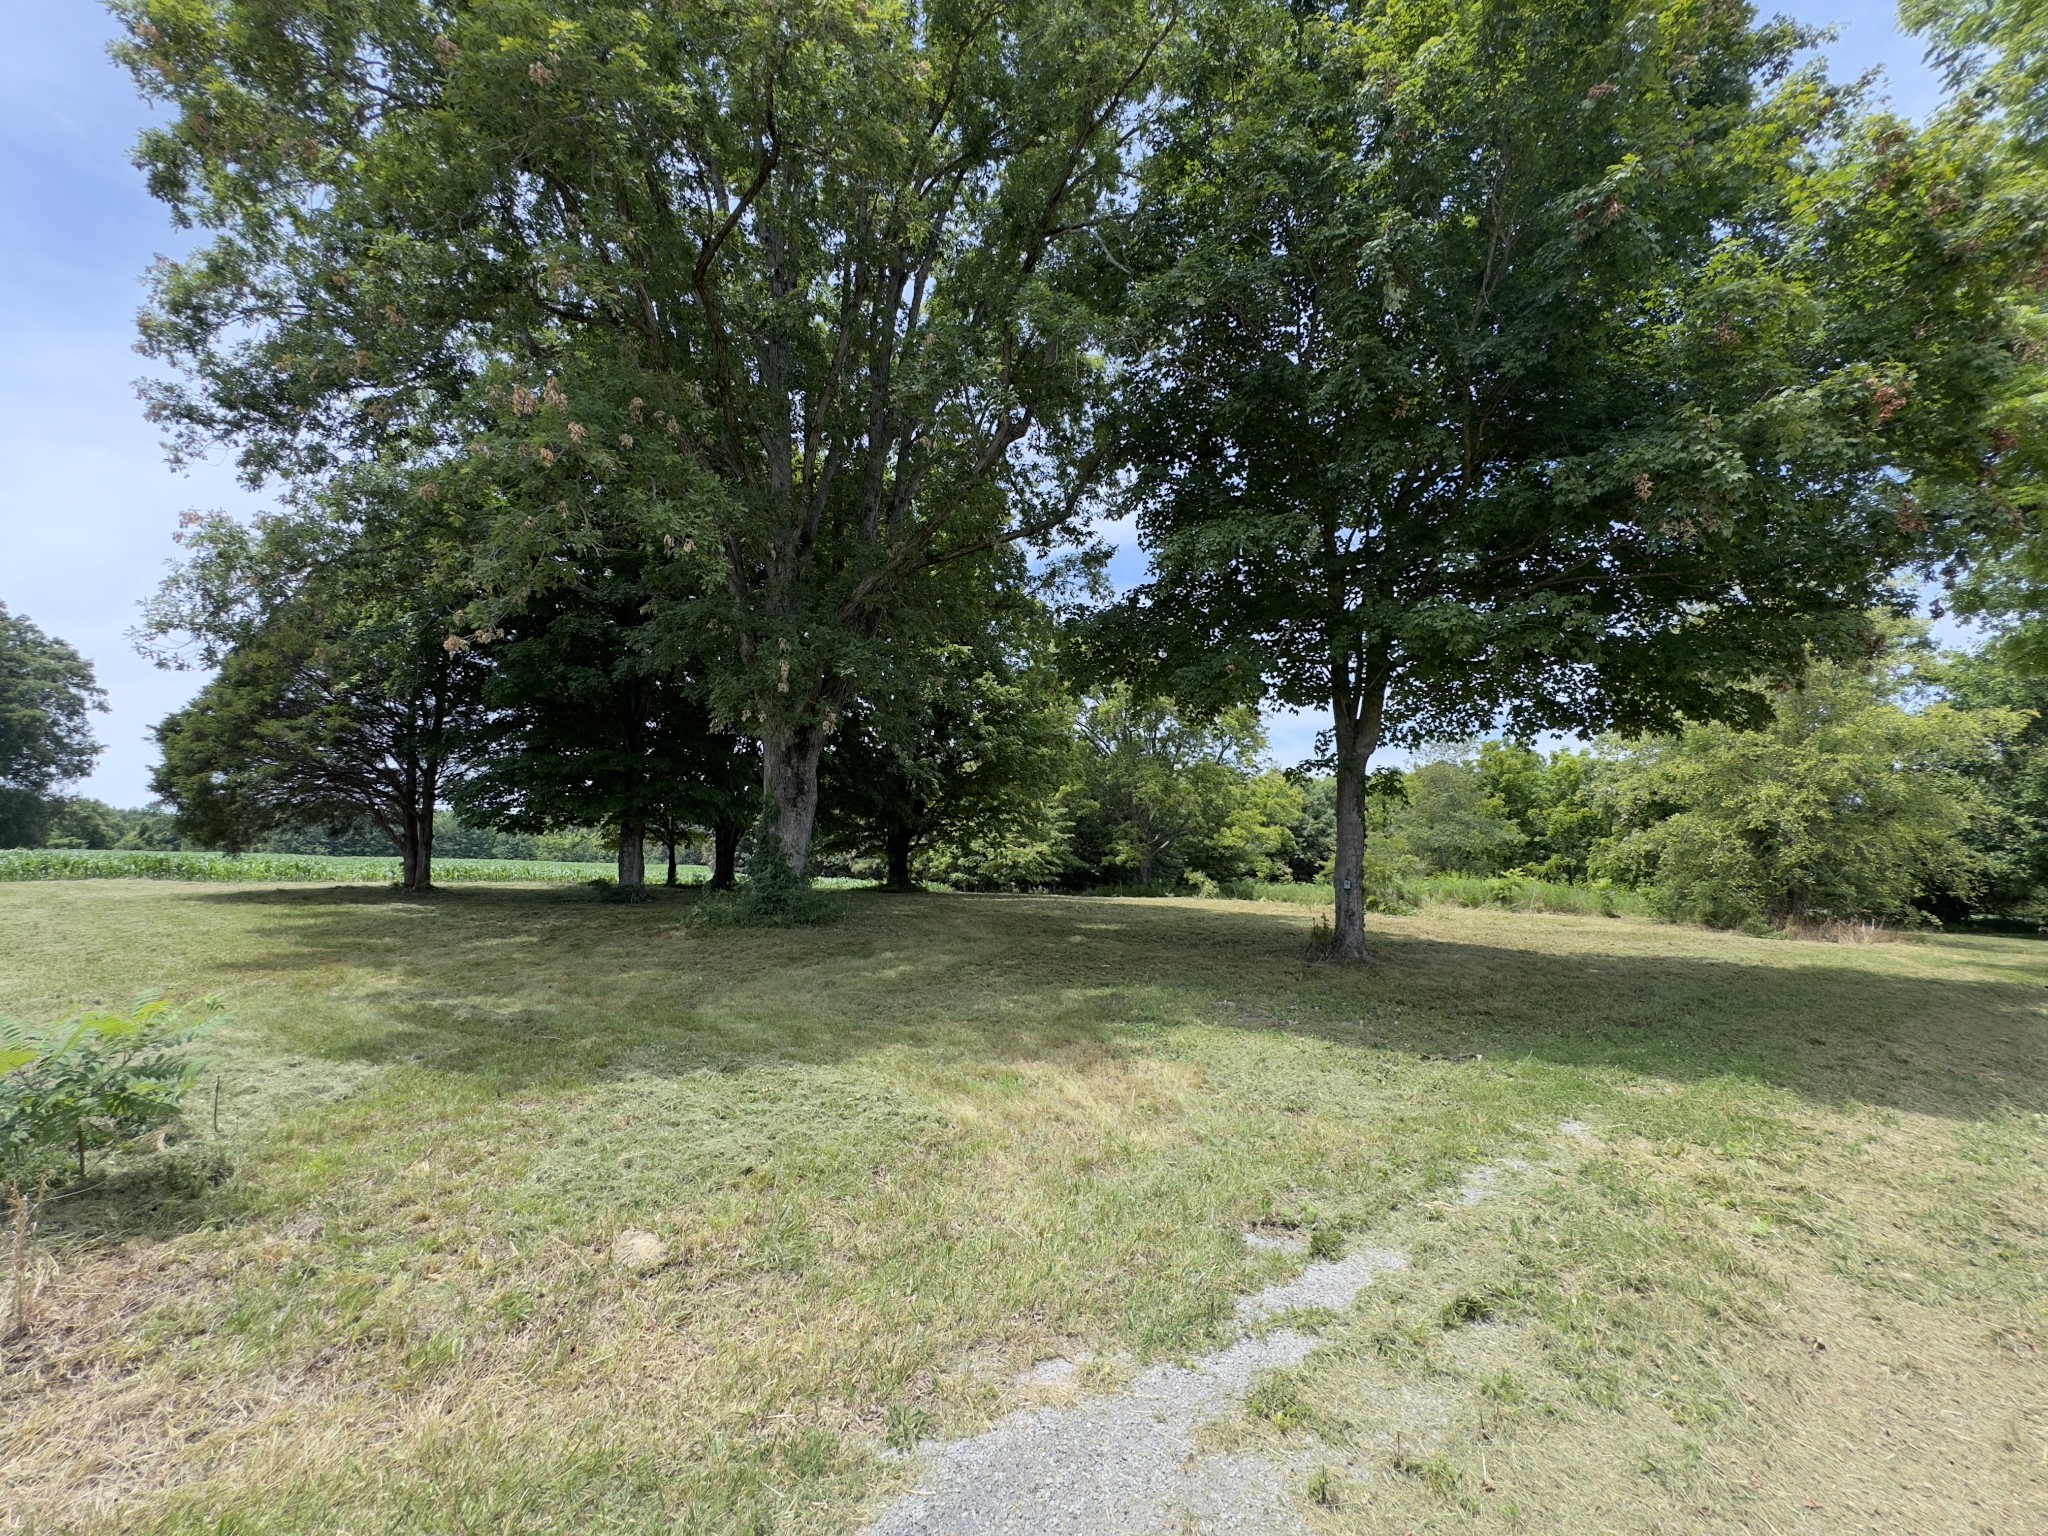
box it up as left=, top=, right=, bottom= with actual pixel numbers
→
left=0, top=849, right=686, bottom=885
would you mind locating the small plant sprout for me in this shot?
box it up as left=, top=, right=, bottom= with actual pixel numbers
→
left=1306, top=1464, right=1337, bottom=1506
left=0, top=993, right=220, bottom=1181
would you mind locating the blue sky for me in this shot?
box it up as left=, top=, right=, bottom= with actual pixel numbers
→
left=0, top=4, right=1946, bottom=805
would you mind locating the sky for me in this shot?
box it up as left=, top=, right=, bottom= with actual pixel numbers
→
left=0, top=4, right=1948, bottom=806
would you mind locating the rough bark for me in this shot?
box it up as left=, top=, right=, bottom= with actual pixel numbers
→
left=617, top=819, right=646, bottom=888
left=1329, top=744, right=1368, bottom=960
left=884, top=825, right=915, bottom=890
left=1327, top=665, right=1387, bottom=961
left=398, top=803, right=434, bottom=892
left=760, top=723, right=825, bottom=876
left=712, top=820, right=741, bottom=891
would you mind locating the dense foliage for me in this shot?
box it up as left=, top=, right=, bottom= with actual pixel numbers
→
left=17, top=0, right=2028, bottom=945
left=0, top=604, right=105, bottom=848
left=1093, top=0, right=2047, bottom=956
left=142, top=481, right=485, bottom=889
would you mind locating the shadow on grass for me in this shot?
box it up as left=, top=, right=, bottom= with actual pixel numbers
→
left=179, top=884, right=2047, bottom=1124
left=24, top=1144, right=239, bottom=1246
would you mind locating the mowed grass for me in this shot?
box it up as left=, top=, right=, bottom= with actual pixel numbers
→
left=0, top=883, right=2043, bottom=1535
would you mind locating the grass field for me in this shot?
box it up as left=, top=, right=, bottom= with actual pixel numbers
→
left=1, top=881, right=2043, bottom=1534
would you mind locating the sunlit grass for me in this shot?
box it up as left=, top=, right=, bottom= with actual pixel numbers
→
left=1, top=883, right=2041, bottom=1534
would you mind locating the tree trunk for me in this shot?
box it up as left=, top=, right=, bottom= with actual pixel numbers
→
left=1330, top=750, right=1368, bottom=960
left=759, top=723, right=825, bottom=878
left=884, top=825, right=915, bottom=890
left=617, top=819, right=646, bottom=888
left=665, top=837, right=679, bottom=887
left=399, top=807, right=435, bottom=892
left=712, top=820, right=741, bottom=891
left=1327, top=687, right=1383, bottom=961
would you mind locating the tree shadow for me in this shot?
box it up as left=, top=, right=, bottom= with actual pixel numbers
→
left=22, top=1141, right=237, bottom=1247
left=170, top=885, right=2048, bottom=1125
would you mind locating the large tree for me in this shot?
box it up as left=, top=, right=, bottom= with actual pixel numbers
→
left=817, top=577, right=1073, bottom=889
left=457, top=574, right=758, bottom=890
left=0, top=604, right=105, bottom=847
left=144, top=477, right=485, bottom=889
left=1097, top=0, right=2046, bottom=956
left=117, top=0, right=1170, bottom=881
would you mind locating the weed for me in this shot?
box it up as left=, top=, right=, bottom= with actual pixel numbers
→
left=1246, top=1370, right=1310, bottom=1432
left=1478, top=1369, right=1525, bottom=1404
left=1441, top=1291, right=1495, bottom=1328
left=1305, top=915, right=1335, bottom=960
left=1306, top=1463, right=1338, bottom=1506
left=684, top=886, right=845, bottom=928
left=0, top=993, right=219, bottom=1182
left=1307, top=1224, right=1344, bottom=1261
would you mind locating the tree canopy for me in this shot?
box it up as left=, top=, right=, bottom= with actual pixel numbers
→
left=107, top=0, right=2048, bottom=951
left=0, top=604, right=106, bottom=848
left=1092, top=0, right=2048, bottom=955
left=116, top=0, right=1173, bottom=876
left=142, top=475, right=485, bottom=889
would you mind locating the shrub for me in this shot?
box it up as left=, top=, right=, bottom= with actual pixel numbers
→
left=685, top=827, right=845, bottom=928
left=0, top=994, right=219, bottom=1180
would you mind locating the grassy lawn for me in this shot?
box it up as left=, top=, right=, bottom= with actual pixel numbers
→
left=2, top=882, right=2043, bottom=1534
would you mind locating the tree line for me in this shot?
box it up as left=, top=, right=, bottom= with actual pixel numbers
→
left=14, top=0, right=2043, bottom=955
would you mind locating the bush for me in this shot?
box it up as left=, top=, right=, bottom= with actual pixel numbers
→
left=685, top=828, right=845, bottom=928
left=1, top=994, right=219, bottom=1181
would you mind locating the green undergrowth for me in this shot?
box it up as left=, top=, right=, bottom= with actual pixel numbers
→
left=1219, top=873, right=1650, bottom=919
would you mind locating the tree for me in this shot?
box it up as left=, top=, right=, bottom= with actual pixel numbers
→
left=1594, top=639, right=2017, bottom=928
left=117, top=0, right=1173, bottom=882
left=0, top=604, right=105, bottom=847
left=144, top=479, right=485, bottom=890
left=1471, top=742, right=1609, bottom=883
left=1907, top=0, right=2048, bottom=155
left=456, top=578, right=757, bottom=890
left=818, top=578, right=1073, bottom=889
left=1097, top=0, right=2047, bottom=956
left=1930, top=642, right=2048, bottom=916
left=1067, top=691, right=1296, bottom=887
left=1385, top=755, right=1526, bottom=877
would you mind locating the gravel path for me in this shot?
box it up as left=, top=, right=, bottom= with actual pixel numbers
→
left=859, top=1246, right=1413, bottom=1534
left=860, top=1145, right=1555, bottom=1536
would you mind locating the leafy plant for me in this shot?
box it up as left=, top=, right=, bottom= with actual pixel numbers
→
left=0, top=993, right=219, bottom=1180
left=1306, top=1465, right=1338, bottom=1507
left=685, top=827, right=845, bottom=929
